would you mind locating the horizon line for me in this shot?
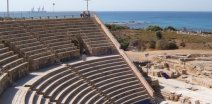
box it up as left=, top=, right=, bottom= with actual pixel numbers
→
left=0, top=10, right=212, bottom=12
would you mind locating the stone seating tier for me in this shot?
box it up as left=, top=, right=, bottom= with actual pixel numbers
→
left=23, top=56, right=152, bottom=104
left=0, top=18, right=153, bottom=103
left=0, top=44, right=29, bottom=93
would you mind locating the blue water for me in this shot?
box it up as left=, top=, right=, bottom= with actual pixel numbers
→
left=96, top=11, right=212, bottom=32
left=1, top=11, right=212, bottom=32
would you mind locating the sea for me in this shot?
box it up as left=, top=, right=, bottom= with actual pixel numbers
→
left=0, top=11, right=212, bottom=32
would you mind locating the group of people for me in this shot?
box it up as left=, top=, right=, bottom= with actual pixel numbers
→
left=80, top=11, right=91, bottom=18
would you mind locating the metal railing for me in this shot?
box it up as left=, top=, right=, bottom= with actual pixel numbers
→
left=0, top=11, right=96, bottom=21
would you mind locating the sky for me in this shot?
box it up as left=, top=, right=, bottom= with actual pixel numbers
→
left=0, top=0, right=212, bottom=12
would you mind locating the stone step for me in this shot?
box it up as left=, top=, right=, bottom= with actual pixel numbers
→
left=115, top=92, right=149, bottom=104
left=0, top=44, right=4, bottom=48
left=11, top=38, right=38, bottom=46
left=14, top=88, right=30, bottom=104
left=25, top=48, right=48, bottom=57
left=31, top=54, right=55, bottom=70
left=83, top=38, right=109, bottom=44
left=32, top=68, right=73, bottom=91
left=0, top=47, right=9, bottom=54
left=0, top=51, right=14, bottom=59
left=93, top=96, right=109, bottom=104
left=8, top=62, right=28, bottom=80
left=81, top=29, right=101, bottom=33
left=0, top=33, right=29, bottom=39
left=50, top=43, right=74, bottom=50
left=98, top=78, right=138, bottom=92
left=121, top=94, right=150, bottom=104
left=55, top=49, right=80, bottom=60
left=54, top=79, right=84, bottom=102
left=47, top=41, right=73, bottom=48
left=54, top=46, right=78, bottom=53
left=40, top=73, right=77, bottom=96
left=81, top=65, right=130, bottom=78
left=26, top=90, right=36, bottom=104
left=1, top=58, right=24, bottom=71
left=73, top=56, right=122, bottom=69
left=33, top=93, right=39, bottom=104
left=16, top=41, right=41, bottom=49
left=4, top=35, right=34, bottom=42
left=111, top=87, right=145, bottom=104
left=90, top=42, right=112, bottom=47
left=78, top=90, right=101, bottom=104
left=61, top=83, right=89, bottom=104
left=82, top=35, right=106, bottom=41
left=104, top=81, right=141, bottom=95
left=91, top=72, right=135, bottom=86
left=28, top=51, right=52, bottom=60
left=20, top=44, right=45, bottom=53
left=0, top=30, right=26, bottom=35
left=0, top=55, right=19, bottom=66
left=69, top=86, right=93, bottom=104
left=25, top=90, right=33, bottom=104
left=77, top=61, right=127, bottom=73
left=110, top=86, right=146, bottom=102
left=38, top=33, right=66, bottom=38
left=94, top=71, right=136, bottom=87
left=47, top=75, right=81, bottom=100
left=36, top=95, right=43, bottom=104
left=30, top=67, right=68, bottom=88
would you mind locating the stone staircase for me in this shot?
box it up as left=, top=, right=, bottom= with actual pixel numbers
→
left=22, top=56, right=153, bottom=104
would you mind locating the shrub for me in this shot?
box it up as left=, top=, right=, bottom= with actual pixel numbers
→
left=156, top=40, right=178, bottom=50
left=180, top=42, right=186, bottom=47
left=105, top=24, right=129, bottom=31
left=156, top=40, right=166, bottom=50
left=130, top=39, right=145, bottom=51
left=156, top=31, right=163, bottom=40
left=117, top=38, right=129, bottom=50
left=148, top=41, right=156, bottom=49
left=164, top=26, right=177, bottom=31
left=166, top=41, right=178, bottom=49
left=146, top=25, right=163, bottom=31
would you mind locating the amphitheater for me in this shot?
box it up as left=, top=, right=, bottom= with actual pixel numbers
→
left=0, top=15, right=155, bottom=104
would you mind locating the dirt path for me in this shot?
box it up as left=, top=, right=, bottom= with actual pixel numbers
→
left=125, top=49, right=212, bottom=61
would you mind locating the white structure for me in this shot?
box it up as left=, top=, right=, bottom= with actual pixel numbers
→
left=7, top=0, right=9, bottom=17
left=84, top=0, right=91, bottom=12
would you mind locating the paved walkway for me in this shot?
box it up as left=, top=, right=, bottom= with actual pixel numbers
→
left=157, top=77, right=212, bottom=104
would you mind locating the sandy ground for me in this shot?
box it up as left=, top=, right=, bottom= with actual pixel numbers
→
left=125, top=49, right=212, bottom=104
left=158, top=77, right=212, bottom=104
left=125, top=49, right=212, bottom=61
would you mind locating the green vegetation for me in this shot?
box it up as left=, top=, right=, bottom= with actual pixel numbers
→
left=156, top=31, right=163, bottom=40
left=147, top=41, right=156, bottom=49
left=146, top=25, right=163, bottom=31
left=107, top=24, right=212, bottom=51
left=164, top=26, right=177, bottom=31
left=105, top=24, right=129, bottom=31
left=107, top=25, right=212, bottom=50
left=154, top=31, right=178, bottom=50
left=146, top=25, right=177, bottom=31
left=156, top=40, right=178, bottom=50
left=116, top=37, right=130, bottom=51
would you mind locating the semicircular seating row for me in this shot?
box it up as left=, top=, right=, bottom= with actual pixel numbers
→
left=24, top=55, right=153, bottom=104
left=0, top=18, right=117, bottom=98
